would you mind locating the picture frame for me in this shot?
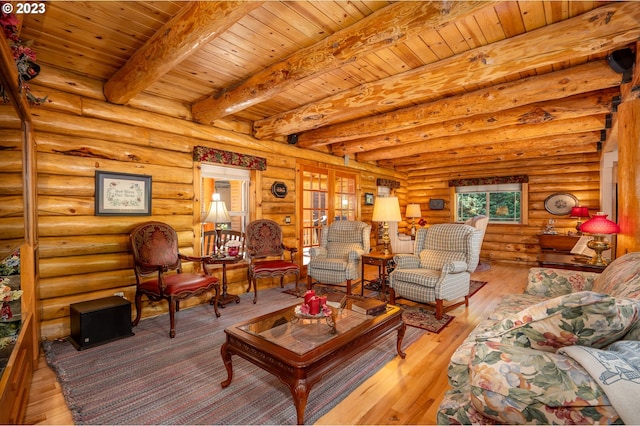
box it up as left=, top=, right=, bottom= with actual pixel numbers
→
left=95, top=171, right=152, bottom=216
left=364, top=193, right=374, bottom=205
left=544, top=192, right=578, bottom=216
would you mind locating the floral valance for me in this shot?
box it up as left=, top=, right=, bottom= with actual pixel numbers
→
left=448, top=175, right=529, bottom=187
left=376, top=178, right=400, bottom=189
left=193, top=146, right=266, bottom=171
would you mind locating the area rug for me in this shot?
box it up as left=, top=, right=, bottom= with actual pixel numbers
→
left=399, top=280, right=488, bottom=333
left=44, top=287, right=424, bottom=425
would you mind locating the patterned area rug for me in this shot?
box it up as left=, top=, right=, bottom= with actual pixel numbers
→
left=44, top=286, right=424, bottom=425
left=399, top=280, right=488, bottom=333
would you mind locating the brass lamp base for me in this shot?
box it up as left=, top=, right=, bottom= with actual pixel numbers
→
left=586, top=237, right=610, bottom=266
left=382, top=222, right=391, bottom=255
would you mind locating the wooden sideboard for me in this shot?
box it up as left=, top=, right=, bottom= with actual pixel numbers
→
left=538, top=234, right=580, bottom=253
left=538, top=234, right=606, bottom=273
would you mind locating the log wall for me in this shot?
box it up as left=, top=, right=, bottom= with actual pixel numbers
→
left=4, top=70, right=400, bottom=340
left=403, top=154, right=601, bottom=265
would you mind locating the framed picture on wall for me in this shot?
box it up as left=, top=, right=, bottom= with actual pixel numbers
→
left=364, top=193, right=374, bottom=205
left=95, top=171, right=152, bottom=216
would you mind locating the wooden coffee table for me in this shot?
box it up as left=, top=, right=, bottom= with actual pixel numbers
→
left=220, top=299, right=406, bottom=424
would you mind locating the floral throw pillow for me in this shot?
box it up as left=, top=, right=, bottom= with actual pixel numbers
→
left=477, top=291, right=639, bottom=352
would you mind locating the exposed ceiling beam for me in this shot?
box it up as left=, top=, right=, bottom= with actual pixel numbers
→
left=357, top=116, right=605, bottom=162
left=253, top=2, right=640, bottom=139
left=331, top=88, right=617, bottom=156
left=380, top=132, right=601, bottom=170
left=299, top=61, right=620, bottom=149
left=191, top=1, right=489, bottom=123
left=104, top=1, right=263, bottom=104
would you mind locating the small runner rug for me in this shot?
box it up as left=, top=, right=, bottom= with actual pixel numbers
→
left=44, top=286, right=424, bottom=425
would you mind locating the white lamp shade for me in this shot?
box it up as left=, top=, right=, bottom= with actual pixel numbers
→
left=204, top=194, right=231, bottom=224
left=406, top=204, right=422, bottom=218
left=372, top=196, right=402, bottom=222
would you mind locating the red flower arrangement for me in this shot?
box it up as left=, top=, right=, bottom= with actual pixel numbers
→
left=0, top=2, right=47, bottom=105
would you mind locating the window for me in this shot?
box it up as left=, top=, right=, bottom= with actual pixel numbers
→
left=299, top=164, right=358, bottom=265
left=201, top=164, right=250, bottom=233
left=455, top=183, right=525, bottom=223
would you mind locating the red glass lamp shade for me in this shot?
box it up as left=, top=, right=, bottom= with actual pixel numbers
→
left=570, top=206, right=590, bottom=218
left=570, top=206, right=590, bottom=234
left=579, top=212, right=619, bottom=266
left=580, top=213, right=619, bottom=235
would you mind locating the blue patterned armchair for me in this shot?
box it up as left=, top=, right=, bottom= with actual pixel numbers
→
left=389, top=223, right=482, bottom=319
left=307, top=220, right=371, bottom=295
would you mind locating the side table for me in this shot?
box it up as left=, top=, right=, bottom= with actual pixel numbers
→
left=538, top=253, right=606, bottom=273
left=361, top=252, right=395, bottom=299
left=206, top=256, right=242, bottom=307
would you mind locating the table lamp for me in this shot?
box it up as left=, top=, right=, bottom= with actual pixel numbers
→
left=578, top=212, right=619, bottom=266
left=372, top=196, right=402, bottom=255
left=204, top=193, right=231, bottom=257
left=570, top=206, right=590, bottom=235
left=406, top=204, right=422, bottom=236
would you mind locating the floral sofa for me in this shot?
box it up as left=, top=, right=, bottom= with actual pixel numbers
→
left=437, top=251, right=640, bottom=424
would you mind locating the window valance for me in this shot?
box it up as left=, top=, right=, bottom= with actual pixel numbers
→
left=193, top=146, right=267, bottom=171
left=448, top=175, right=528, bottom=187
left=376, top=178, right=400, bottom=189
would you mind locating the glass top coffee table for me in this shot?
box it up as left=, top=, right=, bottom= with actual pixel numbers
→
left=220, top=299, right=406, bottom=424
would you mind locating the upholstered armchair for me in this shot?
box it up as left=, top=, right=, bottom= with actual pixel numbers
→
left=388, top=223, right=482, bottom=319
left=245, top=219, right=299, bottom=303
left=388, top=221, right=415, bottom=254
left=307, top=220, right=371, bottom=295
left=130, top=221, right=220, bottom=338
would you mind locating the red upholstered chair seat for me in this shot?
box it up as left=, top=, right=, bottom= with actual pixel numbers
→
left=138, top=273, right=219, bottom=296
left=252, top=260, right=299, bottom=274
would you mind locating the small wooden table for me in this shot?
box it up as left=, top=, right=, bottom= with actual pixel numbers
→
left=220, top=300, right=406, bottom=424
left=538, top=253, right=606, bottom=273
left=206, top=256, right=242, bottom=307
left=361, top=252, right=395, bottom=298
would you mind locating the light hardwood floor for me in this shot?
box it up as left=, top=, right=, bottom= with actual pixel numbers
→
left=24, top=262, right=530, bottom=425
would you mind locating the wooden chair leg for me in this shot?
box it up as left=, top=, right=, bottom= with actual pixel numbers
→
left=280, top=276, right=284, bottom=288
left=169, top=298, right=177, bottom=338
left=252, top=278, right=258, bottom=304
left=465, top=295, right=469, bottom=307
left=435, top=299, right=444, bottom=320
left=132, top=291, right=143, bottom=327
left=307, top=274, right=313, bottom=291
left=346, top=279, right=352, bottom=295
left=389, top=288, right=397, bottom=304
left=246, top=269, right=252, bottom=293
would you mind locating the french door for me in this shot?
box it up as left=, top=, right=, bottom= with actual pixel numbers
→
left=298, top=164, right=358, bottom=266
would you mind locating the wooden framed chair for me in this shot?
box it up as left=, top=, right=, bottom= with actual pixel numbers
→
left=245, top=219, right=299, bottom=303
left=130, top=221, right=220, bottom=338
left=203, top=229, right=245, bottom=258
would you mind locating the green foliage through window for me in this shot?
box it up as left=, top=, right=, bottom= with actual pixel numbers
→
left=456, top=184, right=522, bottom=223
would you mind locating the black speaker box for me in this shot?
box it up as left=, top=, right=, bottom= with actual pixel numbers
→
left=69, top=296, right=134, bottom=350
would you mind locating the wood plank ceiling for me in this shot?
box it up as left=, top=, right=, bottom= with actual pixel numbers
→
left=18, top=1, right=640, bottom=173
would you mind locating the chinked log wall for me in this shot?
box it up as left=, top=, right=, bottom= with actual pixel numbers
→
left=405, top=156, right=601, bottom=264
left=0, top=67, right=402, bottom=340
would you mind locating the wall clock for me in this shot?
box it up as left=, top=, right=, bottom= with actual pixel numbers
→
left=544, top=193, right=578, bottom=215
left=271, top=181, right=288, bottom=198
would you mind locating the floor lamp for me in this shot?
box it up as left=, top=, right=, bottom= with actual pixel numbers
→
left=204, top=193, right=231, bottom=258
left=372, top=196, right=402, bottom=255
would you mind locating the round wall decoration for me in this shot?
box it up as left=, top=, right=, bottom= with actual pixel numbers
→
left=271, top=181, right=288, bottom=198
left=544, top=193, right=578, bottom=215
